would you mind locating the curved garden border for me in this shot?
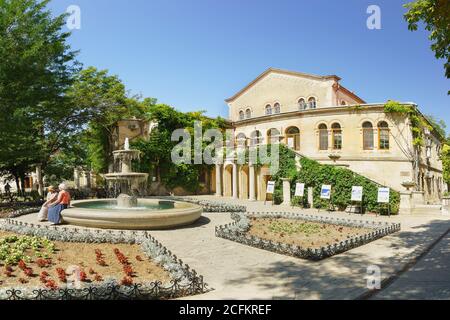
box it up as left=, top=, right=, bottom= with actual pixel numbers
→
left=0, top=213, right=210, bottom=300
left=216, top=212, right=401, bottom=261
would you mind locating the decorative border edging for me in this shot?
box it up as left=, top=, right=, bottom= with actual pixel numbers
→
left=216, top=212, right=401, bottom=261
left=0, top=216, right=210, bottom=300
left=155, top=196, right=247, bottom=213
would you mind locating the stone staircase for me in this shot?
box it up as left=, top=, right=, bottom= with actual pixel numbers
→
left=412, top=204, right=442, bottom=215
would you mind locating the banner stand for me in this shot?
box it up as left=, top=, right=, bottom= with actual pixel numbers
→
left=265, top=181, right=275, bottom=206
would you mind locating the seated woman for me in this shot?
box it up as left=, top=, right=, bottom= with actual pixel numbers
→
left=48, top=183, right=71, bottom=225
left=37, top=186, right=58, bottom=222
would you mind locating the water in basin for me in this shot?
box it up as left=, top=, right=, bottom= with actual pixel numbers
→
left=74, top=200, right=174, bottom=211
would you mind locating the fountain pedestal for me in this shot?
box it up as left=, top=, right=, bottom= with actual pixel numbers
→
left=117, top=194, right=138, bottom=208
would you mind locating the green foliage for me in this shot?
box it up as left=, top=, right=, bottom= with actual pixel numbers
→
left=131, top=104, right=227, bottom=192
left=268, top=220, right=322, bottom=236
left=404, top=0, right=450, bottom=90
left=266, top=145, right=400, bottom=214
left=441, top=144, right=450, bottom=184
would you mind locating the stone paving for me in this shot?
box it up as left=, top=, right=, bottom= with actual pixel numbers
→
left=7, top=195, right=450, bottom=300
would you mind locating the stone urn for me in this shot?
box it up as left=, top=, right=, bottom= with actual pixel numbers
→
left=401, top=181, right=416, bottom=191
left=328, top=153, right=341, bottom=162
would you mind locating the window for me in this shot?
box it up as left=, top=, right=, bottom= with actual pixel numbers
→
left=245, top=108, right=251, bottom=119
left=250, top=130, right=262, bottom=146
left=274, top=103, right=281, bottom=114
left=308, top=97, right=317, bottom=109
left=331, top=123, right=342, bottom=150
left=363, top=122, right=374, bottom=150
left=319, top=124, right=328, bottom=150
left=239, top=110, right=244, bottom=120
left=298, top=98, right=307, bottom=110
left=286, top=127, right=300, bottom=150
left=267, top=128, right=280, bottom=144
left=378, top=121, right=390, bottom=150
left=341, top=100, right=347, bottom=106
left=265, top=104, right=272, bottom=115
left=236, top=133, right=247, bottom=147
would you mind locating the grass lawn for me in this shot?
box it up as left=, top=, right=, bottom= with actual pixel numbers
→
left=247, top=217, right=372, bottom=248
left=0, top=231, right=170, bottom=289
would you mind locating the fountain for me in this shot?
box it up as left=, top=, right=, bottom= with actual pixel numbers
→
left=62, top=138, right=202, bottom=230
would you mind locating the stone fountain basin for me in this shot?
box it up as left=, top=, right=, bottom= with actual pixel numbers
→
left=62, top=199, right=202, bottom=230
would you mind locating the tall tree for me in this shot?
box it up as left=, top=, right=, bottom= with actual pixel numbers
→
left=0, top=0, right=80, bottom=192
left=404, top=0, right=450, bottom=93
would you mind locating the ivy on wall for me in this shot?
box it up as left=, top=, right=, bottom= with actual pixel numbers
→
left=266, top=145, right=400, bottom=214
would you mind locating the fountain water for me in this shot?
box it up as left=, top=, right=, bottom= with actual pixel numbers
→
left=104, top=138, right=148, bottom=208
left=63, top=137, right=202, bottom=230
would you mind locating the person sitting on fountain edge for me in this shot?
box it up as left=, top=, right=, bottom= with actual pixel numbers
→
left=48, top=183, right=71, bottom=225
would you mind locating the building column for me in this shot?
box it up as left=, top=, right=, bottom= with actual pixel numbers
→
left=249, top=164, right=256, bottom=201
left=232, top=163, right=238, bottom=199
left=215, top=164, right=222, bottom=196
left=281, top=178, right=291, bottom=206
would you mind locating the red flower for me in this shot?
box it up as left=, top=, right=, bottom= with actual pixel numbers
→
left=120, top=276, right=133, bottom=286
left=56, top=268, right=67, bottom=283
left=96, top=257, right=107, bottom=266
left=79, top=270, right=87, bottom=282
left=45, top=279, right=58, bottom=290
left=18, top=260, right=27, bottom=271
left=36, top=259, right=48, bottom=268
left=135, top=255, right=143, bottom=262
left=94, top=274, right=103, bottom=282
left=123, top=265, right=134, bottom=277
left=24, top=267, right=33, bottom=277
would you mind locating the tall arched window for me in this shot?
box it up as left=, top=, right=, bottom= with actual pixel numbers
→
left=267, top=128, right=280, bottom=144
left=239, top=110, right=245, bottom=120
left=250, top=130, right=262, bottom=146
left=319, top=124, right=328, bottom=150
left=378, top=121, right=390, bottom=150
left=286, top=127, right=300, bottom=150
left=363, top=122, right=374, bottom=150
left=274, top=103, right=281, bottom=114
left=265, top=104, right=272, bottom=115
left=298, top=98, right=307, bottom=110
left=308, top=97, right=317, bottom=109
left=341, top=100, right=347, bottom=106
left=245, top=108, right=252, bottom=119
left=236, top=133, right=247, bottom=147
left=331, top=123, right=342, bottom=150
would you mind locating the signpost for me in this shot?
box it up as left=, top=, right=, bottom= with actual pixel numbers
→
left=377, top=187, right=391, bottom=217
left=320, top=185, right=334, bottom=212
left=293, top=182, right=305, bottom=208
left=265, top=181, right=275, bottom=205
left=348, top=186, right=363, bottom=214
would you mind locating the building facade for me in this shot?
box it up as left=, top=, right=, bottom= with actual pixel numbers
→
left=213, top=68, right=444, bottom=205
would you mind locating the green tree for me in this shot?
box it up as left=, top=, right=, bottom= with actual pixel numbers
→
left=0, top=0, right=80, bottom=192
left=404, top=0, right=450, bottom=92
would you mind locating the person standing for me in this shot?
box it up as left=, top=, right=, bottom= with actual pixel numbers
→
left=48, top=183, right=71, bottom=225
left=4, top=182, right=11, bottom=196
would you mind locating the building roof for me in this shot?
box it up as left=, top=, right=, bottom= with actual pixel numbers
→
left=225, top=68, right=343, bottom=103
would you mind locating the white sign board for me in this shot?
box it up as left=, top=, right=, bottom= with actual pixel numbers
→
left=377, top=188, right=390, bottom=203
left=351, top=186, right=363, bottom=202
left=287, top=137, right=294, bottom=149
left=320, top=185, right=332, bottom=199
left=295, top=183, right=305, bottom=197
left=266, top=181, right=275, bottom=194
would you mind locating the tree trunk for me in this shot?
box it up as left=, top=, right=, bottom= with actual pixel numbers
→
left=36, top=165, right=44, bottom=197
left=14, top=175, right=21, bottom=194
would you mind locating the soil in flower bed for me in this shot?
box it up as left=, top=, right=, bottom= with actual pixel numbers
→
left=0, top=231, right=170, bottom=288
left=247, top=217, right=372, bottom=248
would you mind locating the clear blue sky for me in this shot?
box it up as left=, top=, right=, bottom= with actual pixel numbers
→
left=48, top=0, right=449, bottom=133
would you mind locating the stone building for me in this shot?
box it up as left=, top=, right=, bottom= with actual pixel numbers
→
left=212, top=68, right=444, bottom=207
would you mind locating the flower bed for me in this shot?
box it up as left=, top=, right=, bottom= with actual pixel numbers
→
left=216, top=212, right=401, bottom=261
left=163, top=197, right=246, bottom=213
left=0, top=218, right=209, bottom=300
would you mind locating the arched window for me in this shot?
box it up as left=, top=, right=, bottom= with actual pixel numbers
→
left=318, top=124, right=328, bottom=150
left=250, top=130, right=262, bottom=146
left=363, top=122, right=374, bottom=150
left=274, top=103, right=281, bottom=114
left=308, top=97, right=317, bottom=109
left=298, top=98, right=307, bottom=110
left=236, top=133, right=247, bottom=147
left=286, top=127, right=300, bottom=150
left=245, top=108, right=252, bottom=119
left=331, top=123, right=342, bottom=150
left=239, top=110, right=245, bottom=120
left=341, top=100, right=347, bottom=106
left=378, top=121, right=390, bottom=150
left=267, top=128, right=280, bottom=144
left=265, top=104, right=272, bottom=115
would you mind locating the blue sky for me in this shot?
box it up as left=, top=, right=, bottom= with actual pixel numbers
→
left=48, top=0, right=449, bottom=132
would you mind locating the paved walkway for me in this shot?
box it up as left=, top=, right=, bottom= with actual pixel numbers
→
left=372, top=230, right=450, bottom=300
left=7, top=196, right=450, bottom=300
